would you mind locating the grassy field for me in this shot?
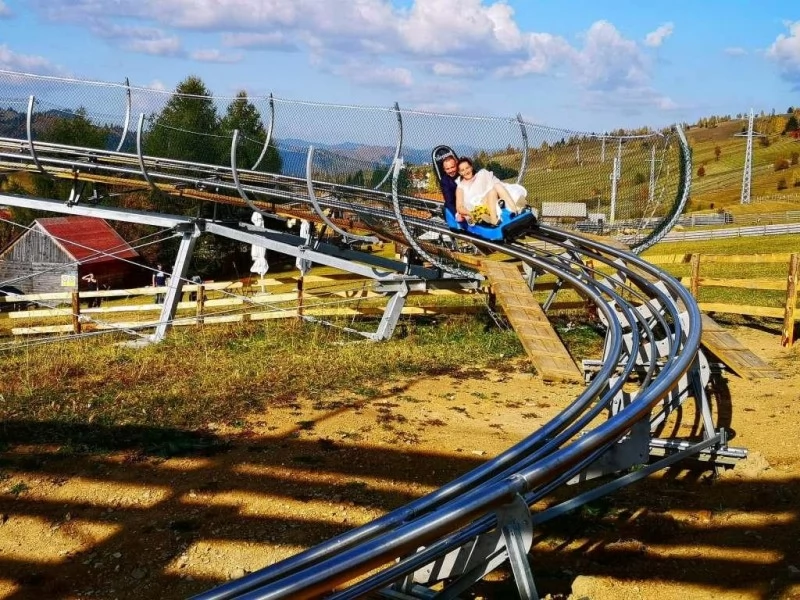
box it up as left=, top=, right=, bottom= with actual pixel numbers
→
left=0, top=314, right=536, bottom=450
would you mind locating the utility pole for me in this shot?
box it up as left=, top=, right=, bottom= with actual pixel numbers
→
left=734, top=109, right=765, bottom=205
left=610, top=146, right=621, bottom=224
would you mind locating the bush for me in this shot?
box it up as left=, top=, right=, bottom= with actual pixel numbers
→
left=485, top=161, right=519, bottom=180
left=774, top=158, right=790, bottom=171
left=697, top=165, right=706, bottom=177
left=777, top=178, right=788, bottom=190
left=791, top=151, right=799, bottom=166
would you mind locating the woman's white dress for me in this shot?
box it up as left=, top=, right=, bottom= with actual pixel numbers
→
left=457, top=169, right=527, bottom=212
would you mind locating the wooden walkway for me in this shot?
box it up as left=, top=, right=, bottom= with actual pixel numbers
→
left=701, top=314, right=782, bottom=379
left=481, top=261, right=583, bottom=383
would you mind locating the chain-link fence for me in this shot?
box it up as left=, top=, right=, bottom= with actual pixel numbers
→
left=1, top=69, right=688, bottom=251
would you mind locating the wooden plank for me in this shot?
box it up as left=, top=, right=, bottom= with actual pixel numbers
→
left=700, top=314, right=782, bottom=379
left=481, top=261, right=582, bottom=383
left=642, top=253, right=694, bottom=265
left=694, top=253, right=794, bottom=264
left=680, top=277, right=788, bottom=291
left=0, top=280, right=245, bottom=304
left=698, top=303, right=786, bottom=319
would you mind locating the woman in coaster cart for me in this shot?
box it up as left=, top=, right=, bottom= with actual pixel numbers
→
left=455, top=157, right=528, bottom=226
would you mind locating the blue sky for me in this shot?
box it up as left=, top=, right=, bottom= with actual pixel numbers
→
left=1, top=0, right=799, bottom=132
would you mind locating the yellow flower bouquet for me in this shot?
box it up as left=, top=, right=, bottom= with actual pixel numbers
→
left=468, top=204, right=490, bottom=225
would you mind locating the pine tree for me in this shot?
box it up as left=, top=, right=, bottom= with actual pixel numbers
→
left=145, top=76, right=222, bottom=165
left=220, top=91, right=282, bottom=174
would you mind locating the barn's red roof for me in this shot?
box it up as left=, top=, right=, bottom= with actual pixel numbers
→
left=36, top=217, right=140, bottom=264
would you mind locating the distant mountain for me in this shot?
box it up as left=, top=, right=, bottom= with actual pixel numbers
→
left=273, top=138, right=443, bottom=177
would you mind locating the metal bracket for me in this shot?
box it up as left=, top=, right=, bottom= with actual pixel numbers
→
left=231, top=129, right=269, bottom=219
left=408, top=495, right=537, bottom=600
left=25, top=95, right=45, bottom=173
left=135, top=113, right=159, bottom=193
left=305, top=146, right=378, bottom=245
left=115, top=77, right=132, bottom=152
left=251, top=93, right=275, bottom=171
left=373, top=102, right=404, bottom=190
left=515, top=113, right=529, bottom=186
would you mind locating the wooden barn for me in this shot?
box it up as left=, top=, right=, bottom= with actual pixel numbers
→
left=0, top=216, right=143, bottom=294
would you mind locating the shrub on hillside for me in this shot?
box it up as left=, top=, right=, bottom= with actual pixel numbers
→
left=774, top=158, right=790, bottom=171
left=777, top=177, right=788, bottom=190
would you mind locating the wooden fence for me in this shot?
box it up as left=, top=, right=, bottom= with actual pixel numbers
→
left=0, top=270, right=595, bottom=338
left=648, top=252, right=799, bottom=346
left=0, top=275, right=485, bottom=337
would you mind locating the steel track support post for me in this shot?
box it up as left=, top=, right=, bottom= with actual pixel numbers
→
left=542, top=278, right=563, bottom=312
left=502, top=520, right=538, bottom=600
left=151, top=224, right=200, bottom=343
left=689, top=355, right=717, bottom=441
left=372, top=281, right=409, bottom=341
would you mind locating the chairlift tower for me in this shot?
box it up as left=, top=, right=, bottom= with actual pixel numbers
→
left=734, top=109, right=765, bottom=205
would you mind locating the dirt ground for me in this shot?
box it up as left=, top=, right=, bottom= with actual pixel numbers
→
left=0, top=323, right=799, bottom=600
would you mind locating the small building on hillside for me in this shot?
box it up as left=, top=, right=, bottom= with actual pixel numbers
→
left=0, top=216, right=144, bottom=294
left=541, top=202, right=588, bottom=225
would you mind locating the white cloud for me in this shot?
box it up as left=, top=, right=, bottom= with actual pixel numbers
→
left=644, top=23, right=673, bottom=48
left=408, top=101, right=465, bottom=114
left=0, top=1, right=12, bottom=18
left=154, top=0, right=394, bottom=37
left=574, top=21, right=649, bottom=91
left=190, top=48, right=243, bottom=63
left=124, top=35, right=182, bottom=57
left=766, top=21, right=800, bottom=84
left=582, top=86, right=678, bottom=113
left=90, top=22, right=183, bottom=57
left=0, top=44, right=64, bottom=75
left=222, top=32, right=298, bottom=52
left=145, top=79, right=168, bottom=92
left=329, top=60, right=414, bottom=89
left=497, top=32, right=574, bottom=77
left=724, top=47, right=747, bottom=56
left=431, top=62, right=475, bottom=77
left=397, top=0, right=524, bottom=55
